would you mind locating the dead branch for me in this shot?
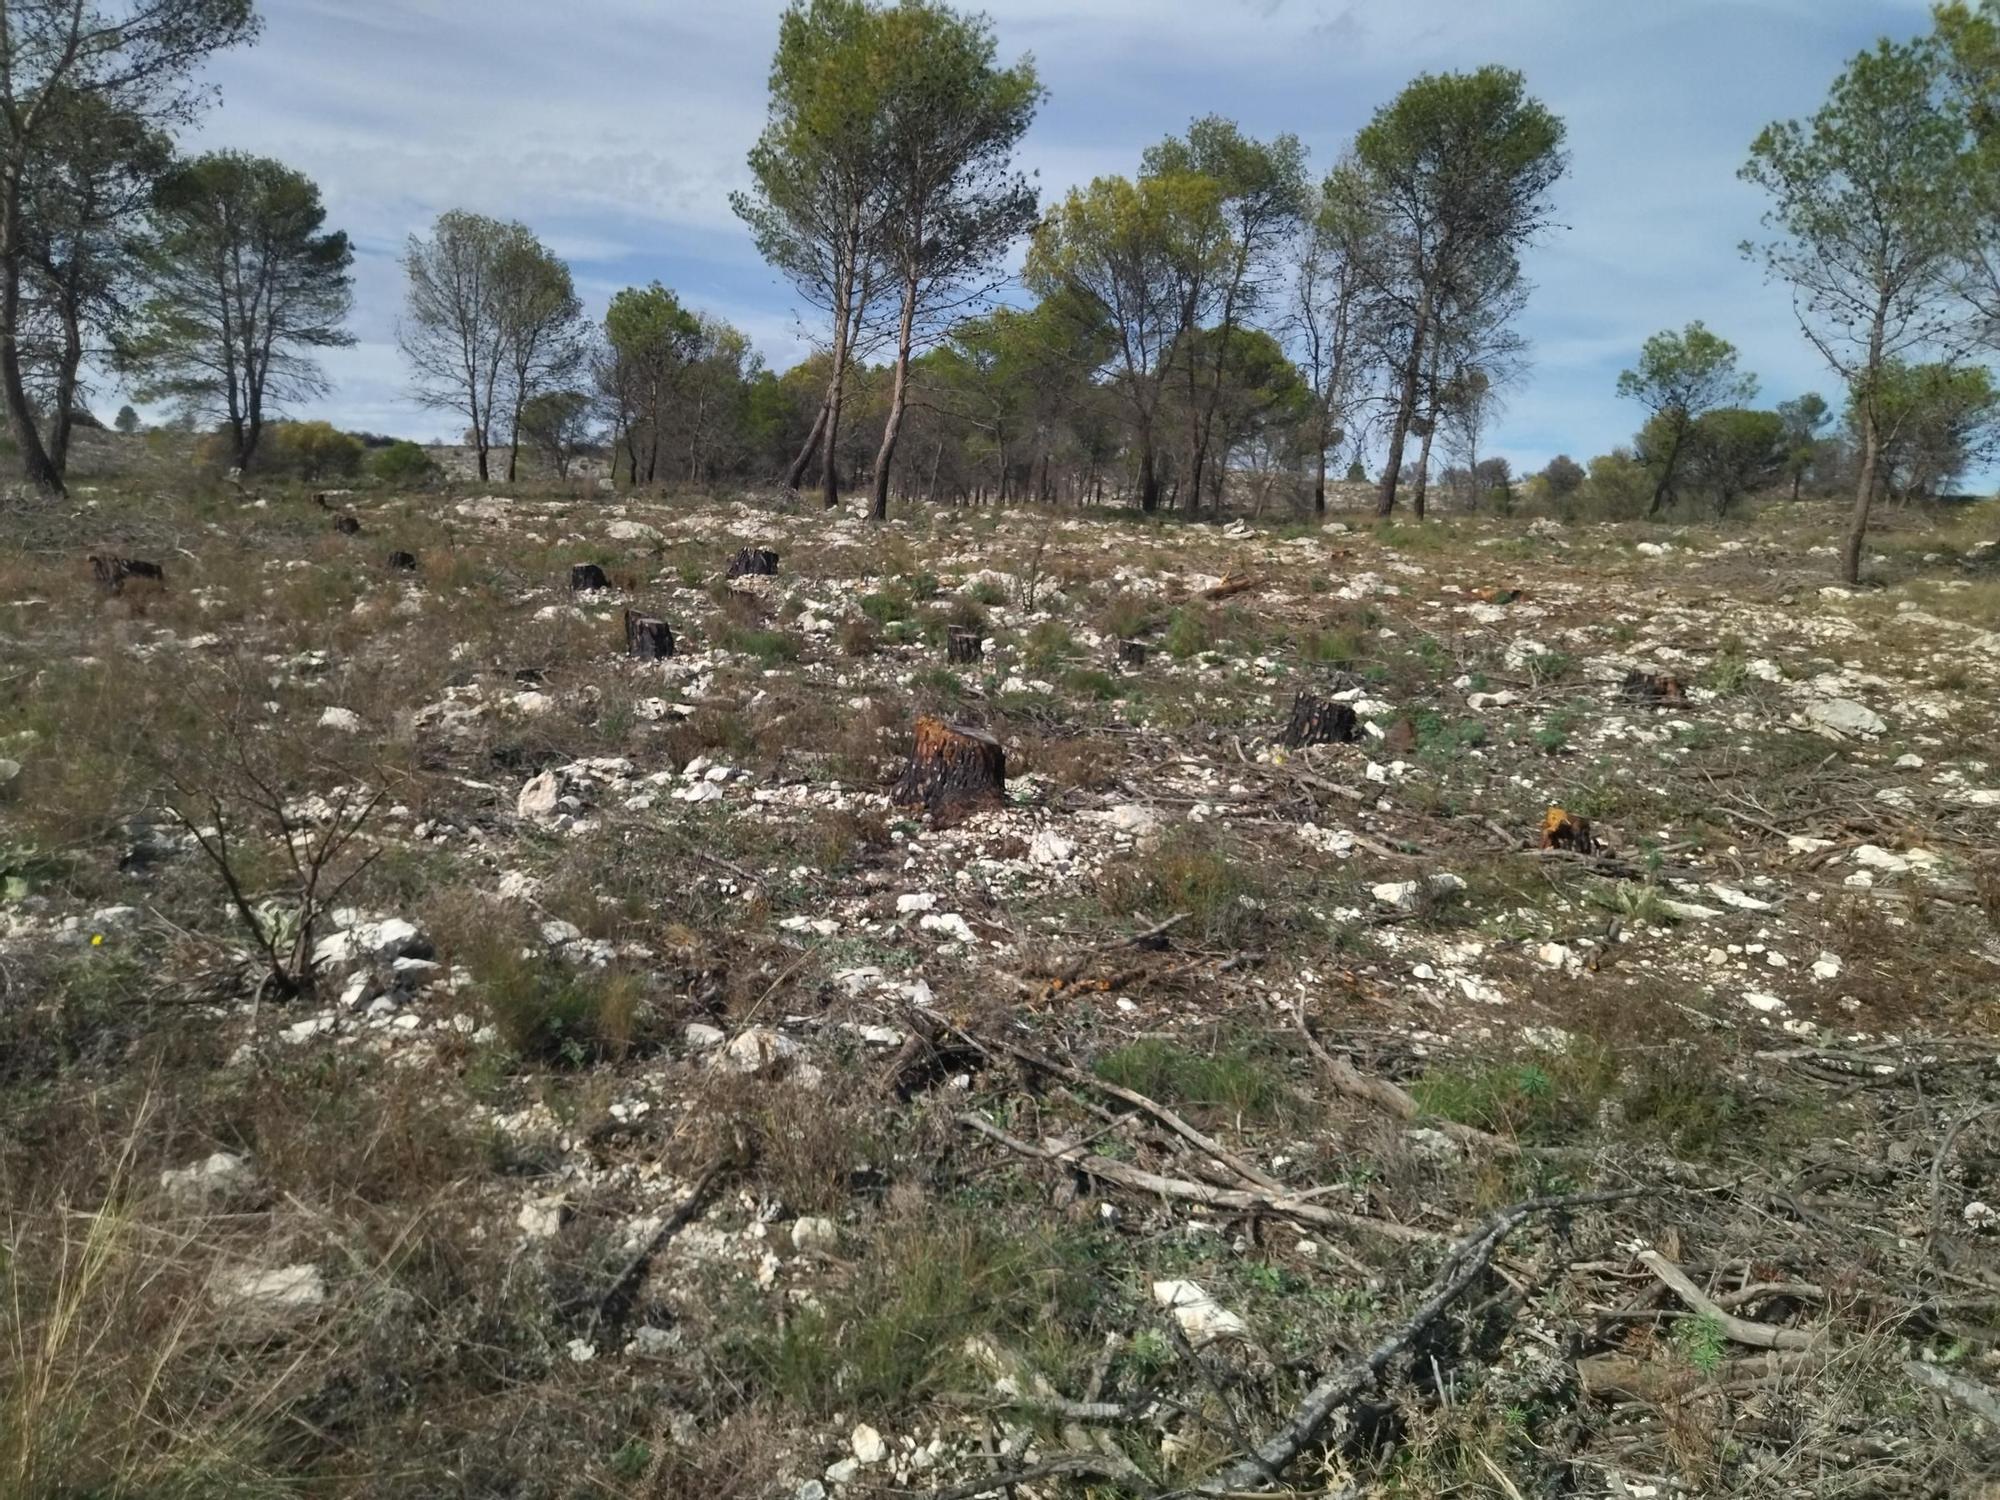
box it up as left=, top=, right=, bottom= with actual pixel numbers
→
left=1191, top=1187, right=1655, bottom=1495
left=1636, top=1250, right=1820, bottom=1352
left=1294, top=993, right=1503, bottom=1153
left=571, top=1156, right=731, bottom=1340
left=959, top=1111, right=1436, bottom=1243
left=1905, top=1358, right=2000, bottom=1433
left=924, top=1453, right=1150, bottom=1500
left=1580, top=1350, right=1826, bottom=1404
left=959, top=1026, right=1285, bottom=1192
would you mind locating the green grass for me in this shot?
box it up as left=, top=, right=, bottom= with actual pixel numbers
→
left=1094, top=1037, right=1288, bottom=1122
left=1164, top=608, right=1212, bottom=659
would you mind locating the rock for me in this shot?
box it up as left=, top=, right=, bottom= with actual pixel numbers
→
left=1371, top=872, right=1465, bottom=910
left=918, top=912, right=977, bottom=944
left=517, top=1197, right=567, bottom=1239
left=797, top=1483, right=829, bottom=1500
left=1705, top=884, right=1774, bottom=912
left=825, top=1459, right=860, bottom=1485
left=0, top=757, right=19, bottom=786
left=684, top=1022, right=726, bottom=1050
left=1028, top=828, right=1074, bottom=866
left=851, top=1424, right=887, bottom=1465
left=317, top=706, right=361, bottom=733
left=719, top=1027, right=799, bottom=1074
left=211, top=1263, right=325, bottom=1319
left=159, top=1150, right=256, bottom=1209
left=627, top=1324, right=682, bottom=1359
left=1804, top=698, right=1885, bottom=738
left=792, top=1216, right=839, bottom=1254
left=313, top=916, right=430, bottom=969
left=1152, top=1279, right=1247, bottom=1344
left=604, top=519, right=662, bottom=543
left=517, top=770, right=561, bottom=820
left=1095, top=803, right=1162, bottom=837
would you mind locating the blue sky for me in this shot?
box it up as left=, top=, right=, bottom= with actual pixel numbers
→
left=160, top=0, right=1935, bottom=470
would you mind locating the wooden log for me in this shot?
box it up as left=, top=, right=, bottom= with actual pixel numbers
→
left=893, top=716, right=1005, bottom=814
left=385, top=550, right=419, bottom=572
left=1117, top=639, right=1147, bottom=668
left=1280, top=690, right=1359, bottom=748
left=1201, top=572, right=1260, bottom=601
left=624, top=608, right=675, bottom=660
left=726, top=547, right=779, bottom=579
left=1622, top=669, right=1687, bottom=705
left=570, top=563, right=609, bottom=592
left=947, top=626, right=983, bottom=664
left=331, top=514, right=361, bottom=535
left=1539, top=806, right=1594, bottom=854
left=88, top=555, right=165, bottom=594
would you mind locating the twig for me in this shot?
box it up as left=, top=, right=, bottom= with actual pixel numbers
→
left=959, top=1026, right=1285, bottom=1192
left=1293, top=994, right=1503, bottom=1152
left=1930, top=1103, right=2000, bottom=1250
left=570, top=1157, right=730, bottom=1339
left=959, top=1112, right=1436, bottom=1243
left=1637, top=1250, right=1819, bottom=1352
left=1056, top=911, right=1190, bottom=984
left=925, top=1454, right=1148, bottom=1500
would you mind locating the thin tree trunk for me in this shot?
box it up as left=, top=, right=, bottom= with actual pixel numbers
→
left=1843, top=412, right=1880, bottom=587
left=871, top=274, right=918, bottom=522
left=1376, top=287, right=1430, bottom=518
left=1314, top=442, right=1327, bottom=516
left=788, top=397, right=827, bottom=490
left=1412, top=420, right=1436, bottom=520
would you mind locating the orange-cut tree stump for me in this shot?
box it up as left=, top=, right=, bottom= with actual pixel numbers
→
left=893, top=716, right=1005, bottom=814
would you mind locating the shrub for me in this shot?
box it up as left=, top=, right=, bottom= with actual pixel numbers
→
left=268, top=420, right=365, bottom=481
left=372, top=440, right=435, bottom=486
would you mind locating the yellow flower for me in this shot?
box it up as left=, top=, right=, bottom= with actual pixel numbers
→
left=90, top=933, right=104, bottom=947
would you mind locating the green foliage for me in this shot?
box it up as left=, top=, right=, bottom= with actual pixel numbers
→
left=1686, top=406, right=1787, bottom=514
left=1164, top=608, right=1211, bottom=658
left=1856, top=360, right=2000, bottom=500
left=478, top=962, right=651, bottom=1067
left=266, top=420, right=363, bottom=482
left=372, top=439, right=435, bottom=486
left=1676, top=1312, right=1730, bottom=1375
left=1619, top=322, right=1757, bottom=512
left=127, top=151, right=353, bottom=468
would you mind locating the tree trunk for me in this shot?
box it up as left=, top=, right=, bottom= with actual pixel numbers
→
left=1376, top=288, right=1430, bottom=518
left=1137, top=429, right=1159, bottom=513
left=1647, top=420, right=1687, bottom=516
left=1314, top=441, right=1327, bottom=516
left=1412, top=419, right=1436, bottom=520
left=871, top=275, right=918, bottom=522
left=1843, top=414, right=1880, bottom=587
left=787, top=397, right=827, bottom=491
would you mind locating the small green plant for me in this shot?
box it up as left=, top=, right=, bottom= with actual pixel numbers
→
left=1164, top=608, right=1212, bottom=659
left=1094, top=1037, right=1287, bottom=1121
left=1676, top=1311, right=1728, bottom=1374
left=1023, top=620, right=1074, bottom=669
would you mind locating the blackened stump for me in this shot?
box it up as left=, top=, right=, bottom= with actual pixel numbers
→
left=947, top=626, right=983, bottom=664
left=386, top=550, right=419, bottom=572
left=1540, top=806, right=1596, bottom=854
left=1118, top=639, right=1148, bottom=668
left=1621, top=670, right=1687, bottom=706
left=332, top=514, right=361, bottom=535
left=726, top=547, right=779, bottom=579
left=1281, top=691, right=1359, bottom=748
left=88, top=555, right=164, bottom=594
left=570, top=563, right=610, bottom=592
left=893, top=716, right=1005, bottom=814
left=624, top=609, right=675, bottom=659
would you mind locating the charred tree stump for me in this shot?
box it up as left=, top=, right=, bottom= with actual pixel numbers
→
left=1621, top=670, right=1687, bottom=706
left=726, top=547, right=779, bottom=579
left=385, top=550, right=419, bottom=572
left=570, top=563, right=610, bottom=592
left=1117, top=639, right=1148, bottom=668
left=1540, top=806, right=1596, bottom=854
left=624, top=608, right=675, bottom=660
left=893, top=716, right=1005, bottom=815
left=88, top=555, right=165, bottom=594
left=1280, top=690, right=1359, bottom=748
left=947, top=626, right=983, bottom=664
left=332, top=514, right=361, bottom=535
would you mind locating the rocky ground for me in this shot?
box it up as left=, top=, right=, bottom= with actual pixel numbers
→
left=4, top=478, right=2000, bottom=1498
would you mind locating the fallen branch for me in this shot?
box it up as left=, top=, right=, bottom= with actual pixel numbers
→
left=959, top=1112, right=1435, bottom=1243
left=1191, top=1187, right=1653, bottom=1495
left=571, top=1157, right=730, bottom=1339
left=1581, top=1349, right=1825, bottom=1404
left=1294, top=994, right=1504, bottom=1153
left=1637, top=1250, right=1819, bottom=1352
left=1905, top=1358, right=2000, bottom=1432
left=960, top=1027, right=1285, bottom=1192
left=925, top=1453, right=1149, bottom=1500
left=1055, top=911, right=1190, bottom=985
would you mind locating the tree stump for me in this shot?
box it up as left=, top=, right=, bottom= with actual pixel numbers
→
left=893, top=716, right=1005, bottom=814
left=624, top=608, right=675, bottom=660
left=726, top=547, right=779, bottom=579
left=385, top=550, right=419, bottom=572
left=1540, top=806, right=1595, bottom=854
left=947, top=626, right=983, bottom=664
left=332, top=514, right=361, bottom=535
left=1621, top=670, right=1687, bottom=705
left=1280, top=690, right=1359, bottom=748
left=88, top=555, right=164, bottom=594
left=1117, top=639, right=1148, bottom=668
left=570, top=563, right=610, bottom=592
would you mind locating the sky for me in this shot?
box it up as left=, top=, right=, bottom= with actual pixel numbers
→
left=150, top=0, right=1938, bottom=471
